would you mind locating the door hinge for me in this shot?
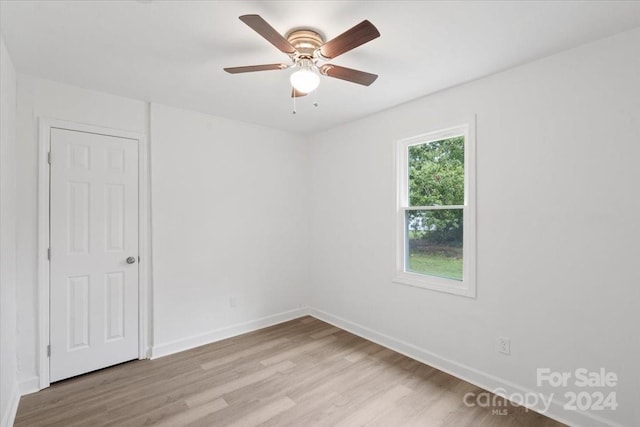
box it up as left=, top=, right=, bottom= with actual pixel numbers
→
left=138, top=256, right=141, bottom=263
left=47, top=248, right=51, bottom=261
left=47, top=345, right=51, bottom=357
left=47, top=152, right=51, bottom=165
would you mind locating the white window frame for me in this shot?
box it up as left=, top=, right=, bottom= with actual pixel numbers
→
left=394, top=118, right=476, bottom=298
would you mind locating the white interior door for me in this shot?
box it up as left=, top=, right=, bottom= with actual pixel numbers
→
left=49, top=128, right=139, bottom=382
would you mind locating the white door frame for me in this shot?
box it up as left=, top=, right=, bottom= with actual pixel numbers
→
left=37, top=118, right=151, bottom=389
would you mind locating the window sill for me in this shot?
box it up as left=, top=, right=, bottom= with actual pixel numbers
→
left=393, top=272, right=476, bottom=298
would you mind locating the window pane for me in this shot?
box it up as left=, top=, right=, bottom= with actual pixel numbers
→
left=406, top=209, right=463, bottom=280
left=408, top=136, right=464, bottom=206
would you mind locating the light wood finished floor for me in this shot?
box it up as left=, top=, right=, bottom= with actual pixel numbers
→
left=15, top=317, right=565, bottom=427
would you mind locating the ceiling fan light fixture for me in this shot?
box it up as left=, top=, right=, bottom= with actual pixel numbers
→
left=290, top=69, right=319, bottom=94
left=225, top=15, right=380, bottom=102
left=290, top=60, right=320, bottom=94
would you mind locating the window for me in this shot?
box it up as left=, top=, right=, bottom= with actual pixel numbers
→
left=395, top=120, right=476, bottom=297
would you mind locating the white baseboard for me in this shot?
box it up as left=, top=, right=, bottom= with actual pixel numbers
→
left=19, top=376, right=40, bottom=396
left=307, top=307, right=624, bottom=427
left=1, top=383, right=19, bottom=427
left=10, top=307, right=625, bottom=427
left=150, top=307, right=309, bottom=359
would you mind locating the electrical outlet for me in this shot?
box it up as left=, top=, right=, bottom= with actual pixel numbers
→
left=497, top=337, right=510, bottom=355
left=229, top=297, right=238, bottom=308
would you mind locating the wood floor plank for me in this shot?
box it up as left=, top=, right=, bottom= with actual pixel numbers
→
left=259, top=335, right=336, bottom=366
left=15, top=316, right=566, bottom=427
left=200, top=337, right=290, bottom=370
left=153, top=397, right=228, bottom=427
left=309, top=325, right=341, bottom=339
left=227, top=396, right=296, bottom=427
left=185, top=360, right=295, bottom=408
left=333, top=384, right=414, bottom=427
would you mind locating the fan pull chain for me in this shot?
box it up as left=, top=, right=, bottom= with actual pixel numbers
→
left=292, top=88, right=297, bottom=114
left=313, top=85, right=319, bottom=108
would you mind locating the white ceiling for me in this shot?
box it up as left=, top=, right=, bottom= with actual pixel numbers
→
left=2, top=1, right=640, bottom=133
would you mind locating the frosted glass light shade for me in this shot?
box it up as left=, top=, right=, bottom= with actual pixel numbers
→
left=290, top=69, right=320, bottom=94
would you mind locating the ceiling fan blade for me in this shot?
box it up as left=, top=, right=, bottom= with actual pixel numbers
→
left=239, top=15, right=296, bottom=55
left=291, top=88, right=308, bottom=98
left=320, top=64, right=378, bottom=86
left=224, top=64, right=289, bottom=74
left=319, top=20, right=380, bottom=59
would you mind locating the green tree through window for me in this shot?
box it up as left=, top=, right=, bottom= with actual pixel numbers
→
left=406, top=136, right=464, bottom=280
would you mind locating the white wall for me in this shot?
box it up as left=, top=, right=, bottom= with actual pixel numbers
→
left=149, top=103, right=308, bottom=356
left=308, top=28, right=640, bottom=427
left=14, top=76, right=309, bottom=382
left=0, top=34, right=19, bottom=427
left=15, top=76, right=148, bottom=389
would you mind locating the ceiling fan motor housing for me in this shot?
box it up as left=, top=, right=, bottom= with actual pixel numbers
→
left=286, top=29, right=324, bottom=59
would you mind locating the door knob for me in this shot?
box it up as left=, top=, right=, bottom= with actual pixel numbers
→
left=126, top=257, right=136, bottom=264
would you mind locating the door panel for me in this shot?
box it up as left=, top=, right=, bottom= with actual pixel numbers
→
left=50, top=128, right=139, bottom=382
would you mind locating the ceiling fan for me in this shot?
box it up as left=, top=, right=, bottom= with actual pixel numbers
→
left=224, top=15, right=380, bottom=98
